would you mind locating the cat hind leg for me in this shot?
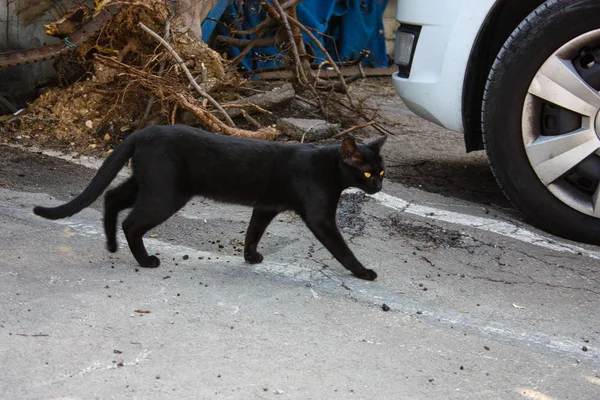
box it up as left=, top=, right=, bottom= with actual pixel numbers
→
left=122, top=194, right=190, bottom=268
left=244, top=208, right=278, bottom=264
left=104, top=177, right=137, bottom=253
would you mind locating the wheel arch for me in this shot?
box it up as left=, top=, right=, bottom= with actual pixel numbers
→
left=462, top=0, right=547, bottom=152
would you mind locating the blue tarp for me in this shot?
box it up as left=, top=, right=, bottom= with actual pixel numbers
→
left=203, top=0, right=389, bottom=71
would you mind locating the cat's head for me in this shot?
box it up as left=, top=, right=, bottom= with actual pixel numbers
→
left=340, top=136, right=387, bottom=194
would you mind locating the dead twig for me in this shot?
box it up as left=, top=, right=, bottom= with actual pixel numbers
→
left=170, top=103, right=178, bottom=124
left=331, top=120, right=376, bottom=138
left=138, top=22, right=236, bottom=127
left=241, top=110, right=263, bottom=128
left=372, top=122, right=396, bottom=137
left=221, top=103, right=271, bottom=114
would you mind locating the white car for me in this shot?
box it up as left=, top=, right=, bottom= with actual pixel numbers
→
left=392, top=0, right=600, bottom=244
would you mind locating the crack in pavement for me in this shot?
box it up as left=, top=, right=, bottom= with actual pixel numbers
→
left=470, top=275, right=600, bottom=294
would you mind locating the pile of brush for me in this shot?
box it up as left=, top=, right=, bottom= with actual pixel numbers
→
left=0, top=0, right=382, bottom=154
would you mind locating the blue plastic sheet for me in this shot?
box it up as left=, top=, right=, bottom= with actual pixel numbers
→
left=203, top=0, right=389, bottom=70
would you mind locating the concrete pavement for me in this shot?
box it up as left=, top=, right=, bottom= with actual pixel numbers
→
left=1, top=144, right=599, bottom=399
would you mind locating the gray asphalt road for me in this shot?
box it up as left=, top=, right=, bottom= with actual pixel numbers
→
left=0, top=141, right=599, bottom=400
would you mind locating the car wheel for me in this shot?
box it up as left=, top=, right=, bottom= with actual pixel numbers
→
left=482, top=0, right=600, bottom=244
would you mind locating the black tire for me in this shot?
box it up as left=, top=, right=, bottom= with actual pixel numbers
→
left=482, top=0, right=600, bottom=244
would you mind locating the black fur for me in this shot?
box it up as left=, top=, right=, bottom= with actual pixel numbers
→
left=34, top=125, right=387, bottom=280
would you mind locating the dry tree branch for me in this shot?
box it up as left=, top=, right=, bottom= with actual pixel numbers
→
left=286, top=3, right=313, bottom=71
left=314, top=60, right=333, bottom=88
left=231, top=0, right=302, bottom=36
left=229, top=32, right=271, bottom=67
left=224, top=19, right=281, bottom=69
left=138, top=12, right=174, bottom=129
left=94, top=54, right=278, bottom=140
left=286, top=15, right=349, bottom=95
left=338, top=49, right=371, bottom=67
left=138, top=22, right=236, bottom=127
left=175, top=93, right=277, bottom=140
left=216, top=35, right=278, bottom=48
left=232, top=18, right=274, bottom=36
left=268, top=0, right=308, bottom=85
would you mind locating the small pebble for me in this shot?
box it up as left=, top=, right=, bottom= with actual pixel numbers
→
left=582, top=346, right=588, bottom=352
left=183, top=255, right=189, bottom=260
left=381, top=304, right=390, bottom=312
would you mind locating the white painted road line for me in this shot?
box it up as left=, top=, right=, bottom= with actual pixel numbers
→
left=349, top=189, right=600, bottom=261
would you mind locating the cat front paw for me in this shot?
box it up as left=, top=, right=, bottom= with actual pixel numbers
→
left=244, top=251, right=264, bottom=264
left=352, top=268, right=377, bottom=281
left=107, top=241, right=118, bottom=253
left=139, top=255, right=160, bottom=268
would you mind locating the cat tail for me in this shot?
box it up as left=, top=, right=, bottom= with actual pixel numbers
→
left=33, top=133, right=138, bottom=220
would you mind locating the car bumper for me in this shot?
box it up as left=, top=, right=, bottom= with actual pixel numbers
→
left=392, top=0, right=496, bottom=133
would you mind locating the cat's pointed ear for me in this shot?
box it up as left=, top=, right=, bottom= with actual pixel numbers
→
left=367, top=135, right=387, bottom=154
left=341, top=137, right=362, bottom=166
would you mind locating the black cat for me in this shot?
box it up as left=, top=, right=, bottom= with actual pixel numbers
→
left=34, top=125, right=386, bottom=280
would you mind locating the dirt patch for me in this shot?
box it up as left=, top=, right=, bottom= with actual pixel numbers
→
left=337, top=192, right=367, bottom=237
left=385, top=214, right=476, bottom=250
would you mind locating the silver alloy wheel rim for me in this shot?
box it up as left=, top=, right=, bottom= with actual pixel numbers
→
left=522, top=28, right=600, bottom=217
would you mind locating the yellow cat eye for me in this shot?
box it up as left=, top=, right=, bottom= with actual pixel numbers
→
left=380, top=170, right=385, bottom=177
left=364, top=172, right=372, bottom=178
